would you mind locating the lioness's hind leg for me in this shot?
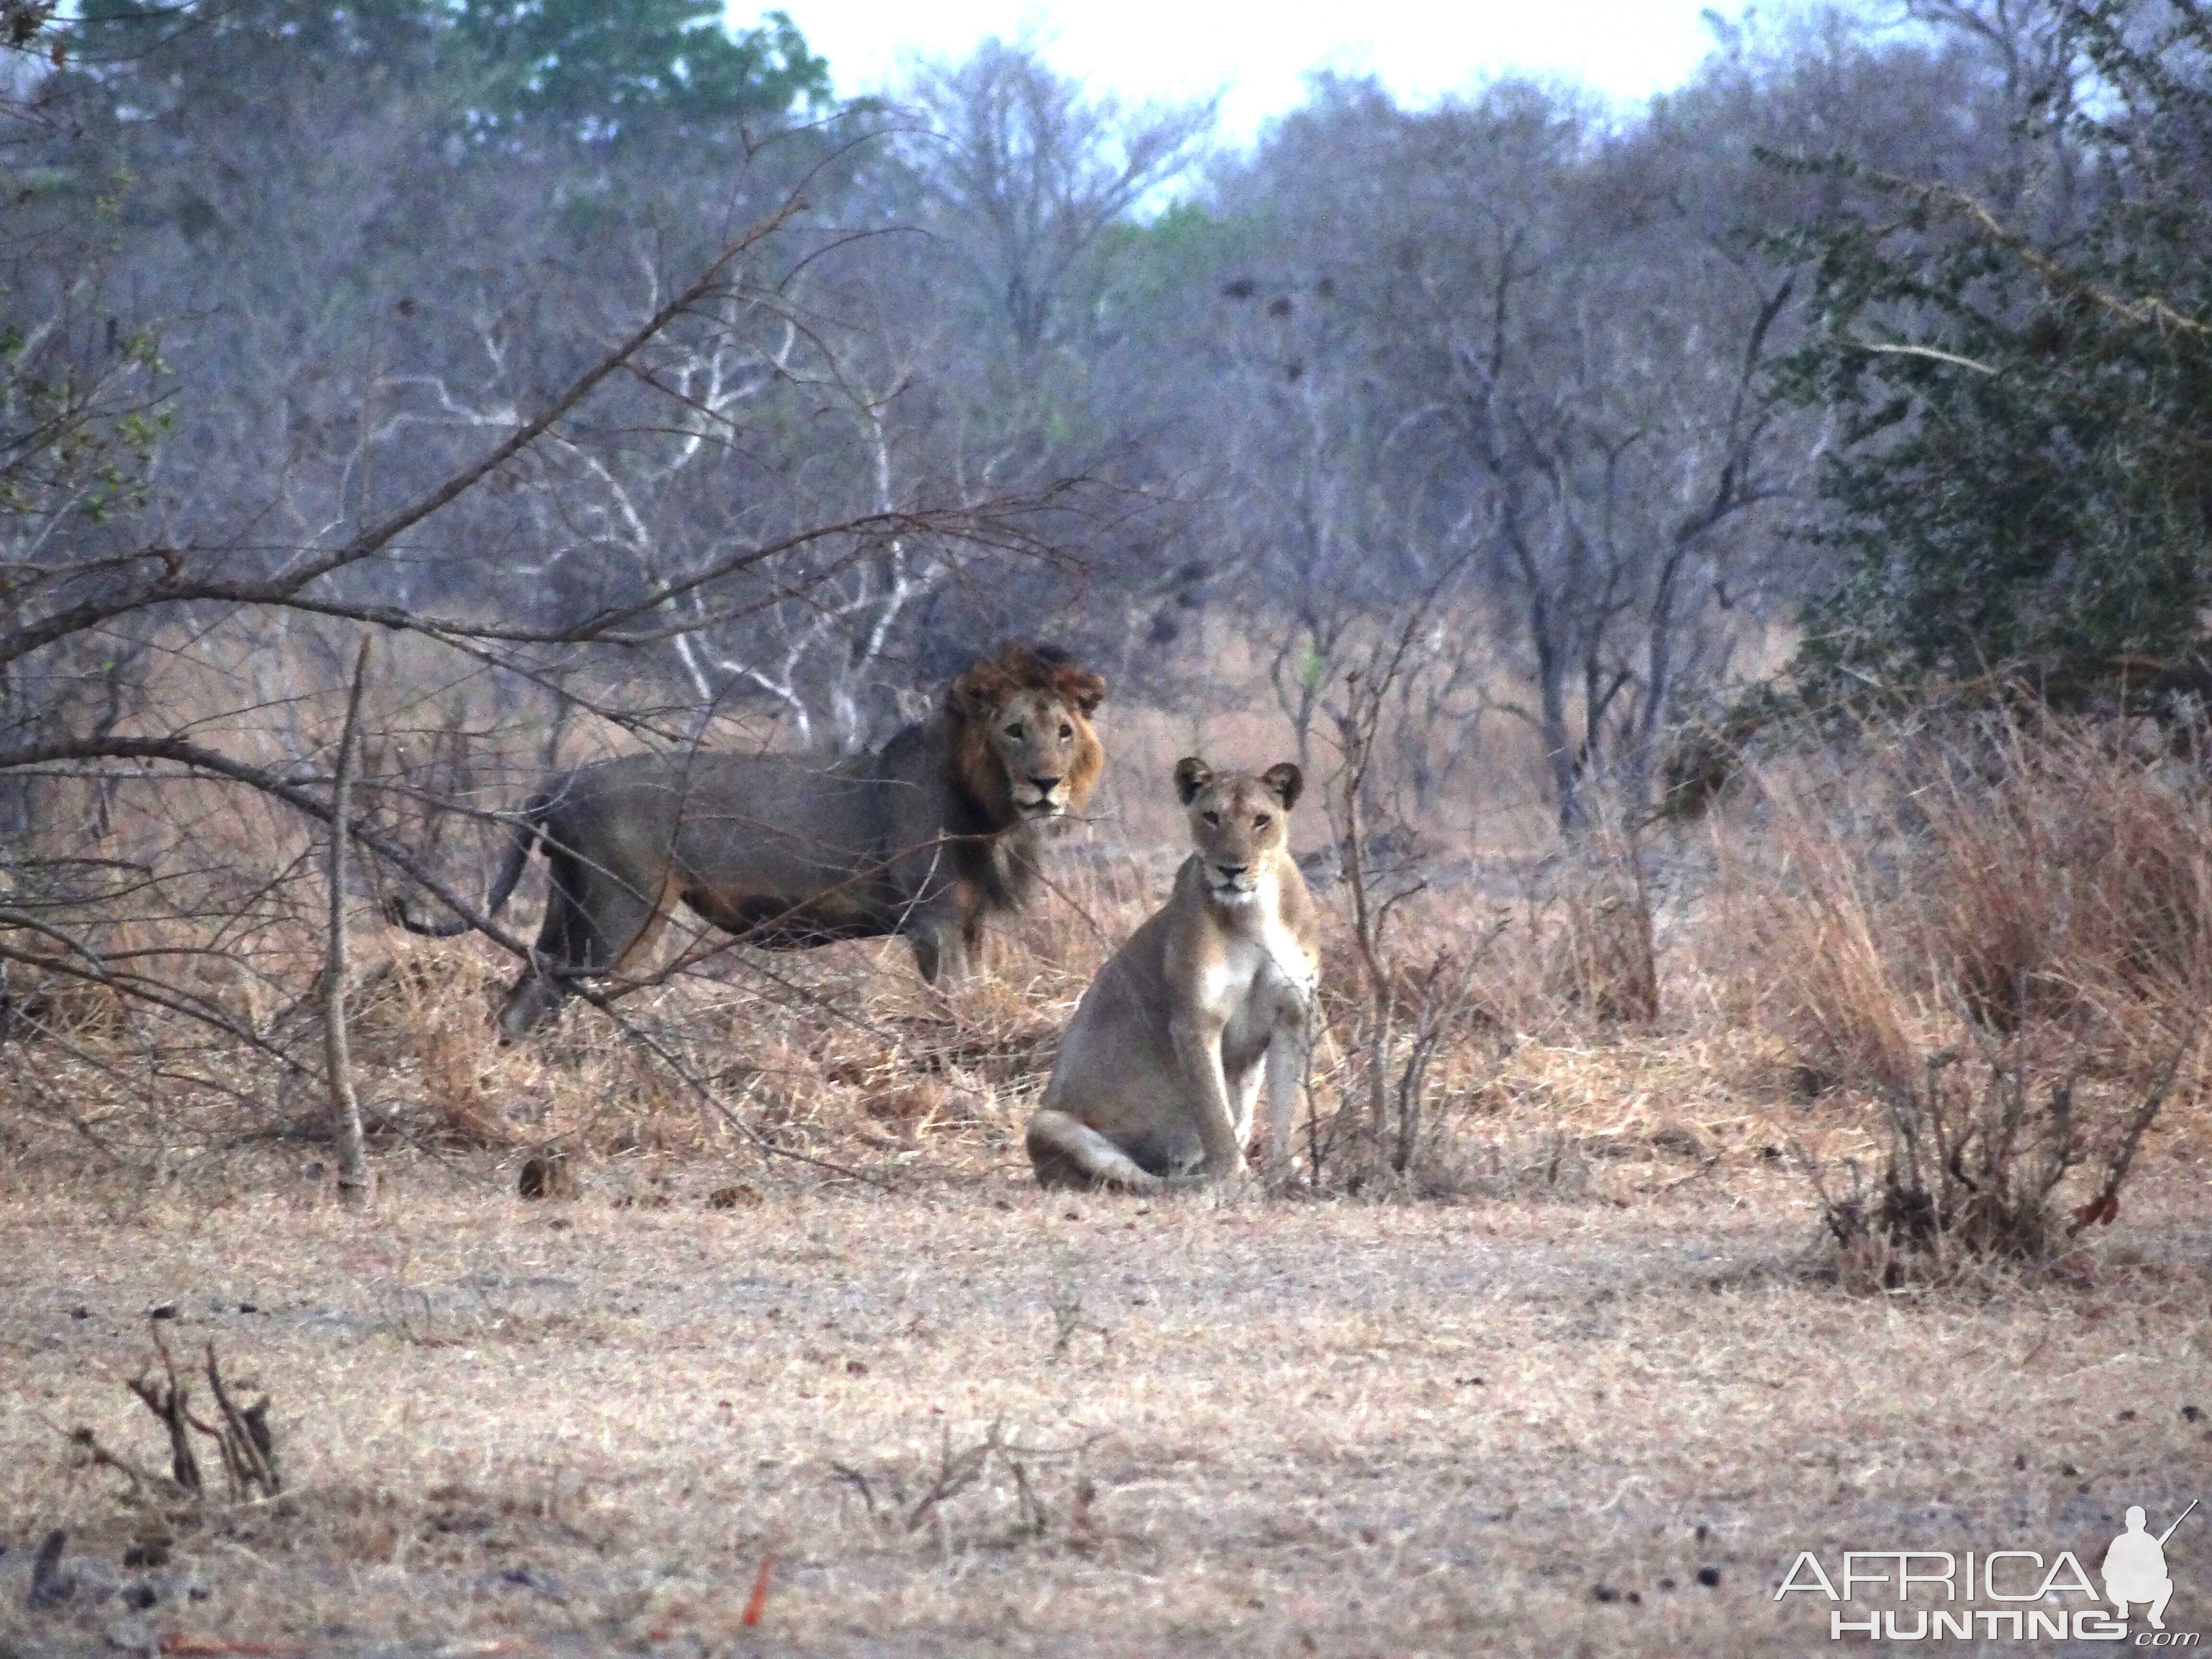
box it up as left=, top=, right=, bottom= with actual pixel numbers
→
left=1026, top=1109, right=1164, bottom=1193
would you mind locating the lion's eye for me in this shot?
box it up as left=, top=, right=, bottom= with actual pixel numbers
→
left=1005, top=723, right=1024, bottom=738
left=1058, top=723, right=1072, bottom=739
left=1202, top=811, right=1220, bottom=826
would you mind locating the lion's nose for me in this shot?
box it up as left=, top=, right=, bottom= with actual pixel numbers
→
left=1029, top=774, right=1062, bottom=794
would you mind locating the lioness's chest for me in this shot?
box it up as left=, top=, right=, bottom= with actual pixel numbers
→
left=1203, top=907, right=1314, bottom=1040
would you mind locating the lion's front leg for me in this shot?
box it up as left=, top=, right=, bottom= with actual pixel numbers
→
left=1170, top=1010, right=1245, bottom=1183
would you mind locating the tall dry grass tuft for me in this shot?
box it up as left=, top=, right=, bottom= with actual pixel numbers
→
left=1924, top=725, right=2212, bottom=1031
left=1746, top=812, right=1923, bottom=1104
left=1731, top=713, right=2207, bottom=1276
left=1541, top=837, right=1659, bottom=1026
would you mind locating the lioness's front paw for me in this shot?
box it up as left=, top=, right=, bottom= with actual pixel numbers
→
left=1193, top=1160, right=1262, bottom=1207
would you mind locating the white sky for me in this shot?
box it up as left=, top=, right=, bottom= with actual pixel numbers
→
left=780, top=0, right=1743, bottom=142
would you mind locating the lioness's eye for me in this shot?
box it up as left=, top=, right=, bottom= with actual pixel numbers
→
left=1202, top=811, right=1220, bottom=826
left=1058, top=723, right=1072, bottom=739
left=1254, top=815, right=1270, bottom=829
left=1005, top=722, right=1024, bottom=738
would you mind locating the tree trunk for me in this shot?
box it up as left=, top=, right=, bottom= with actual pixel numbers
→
left=327, top=635, right=373, bottom=1209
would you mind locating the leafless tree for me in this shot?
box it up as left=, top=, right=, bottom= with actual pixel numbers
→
left=900, top=38, right=1215, bottom=358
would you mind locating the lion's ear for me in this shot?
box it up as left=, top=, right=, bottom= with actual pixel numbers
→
left=1054, top=666, right=1106, bottom=716
left=1261, top=762, right=1303, bottom=810
left=948, top=663, right=1010, bottom=720
left=1174, top=757, right=1214, bottom=805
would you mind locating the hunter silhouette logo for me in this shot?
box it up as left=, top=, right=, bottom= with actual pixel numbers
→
left=2106, top=1501, right=2197, bottom=1631
left=1777, top=1495, right=2201, bottom=1642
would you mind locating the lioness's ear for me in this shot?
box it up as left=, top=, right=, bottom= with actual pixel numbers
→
left=1173, top=756, right=1214, bottom=805
left=1261, top=762, right=1303, bottom=810
left=1054, top=666, right=1106, bottom=716
left=948, top=662, right=1010, bottom=720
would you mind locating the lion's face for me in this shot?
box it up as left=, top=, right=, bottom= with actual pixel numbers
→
left=948, top=648, right=1107, bottom=825
left=1175, top=758, right=1303, bottom=902
left=990, top=687, right=1099, bottom=818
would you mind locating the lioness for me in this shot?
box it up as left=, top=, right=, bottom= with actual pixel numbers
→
left=1027, top=757, right=1319, bottom=1191
left=388, top=645, right=1106, bottom=1039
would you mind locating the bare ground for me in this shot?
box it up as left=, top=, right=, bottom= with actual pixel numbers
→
left=2, top=1162, right=2207, bottom=1659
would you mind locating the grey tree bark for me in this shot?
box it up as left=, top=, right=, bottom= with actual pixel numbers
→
left=326, top=634, right=373, bottom=1209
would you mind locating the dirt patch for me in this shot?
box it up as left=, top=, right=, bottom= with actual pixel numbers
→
left=2, top=1176, right=2207, bottom=1657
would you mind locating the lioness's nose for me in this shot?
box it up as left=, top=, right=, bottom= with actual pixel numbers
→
left=1216, top=862, right=1248, bottom=878
left=1029, top=774, right=1061, bottom=793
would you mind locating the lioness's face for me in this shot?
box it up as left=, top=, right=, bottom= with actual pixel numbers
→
left=993, top=688, right=1095, bottom=818
left=1175, top=758, right=1303, bottom=902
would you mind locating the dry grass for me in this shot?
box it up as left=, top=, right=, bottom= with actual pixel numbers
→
left=2, top=1175, right=2207, bottom=1659
left=1715, top=715, right=2212, bottom=1277
left=7, top=660, right=2212, bottom=1651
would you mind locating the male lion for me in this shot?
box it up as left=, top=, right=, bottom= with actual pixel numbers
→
left=388, top=645, right=1106, bottom=1040
left=1027, top=757, right=1319, bottom=1191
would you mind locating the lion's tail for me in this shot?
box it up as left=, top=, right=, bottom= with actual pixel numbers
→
left=383, top=788, right=553, bottom=939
